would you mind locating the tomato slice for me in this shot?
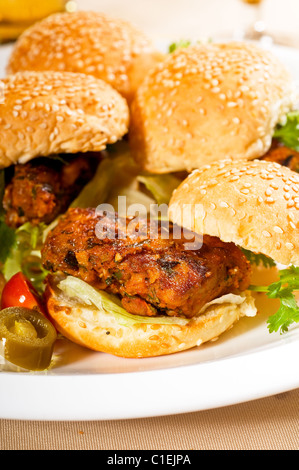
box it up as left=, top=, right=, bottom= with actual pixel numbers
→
left=1, top=272, right=45, bottom=313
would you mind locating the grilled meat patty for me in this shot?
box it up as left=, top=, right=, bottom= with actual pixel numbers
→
left=261, top=140, right=299, bottom=172
left=42, top=208, right=251, bottom=318
left=3, top=154, right=99, bottom=228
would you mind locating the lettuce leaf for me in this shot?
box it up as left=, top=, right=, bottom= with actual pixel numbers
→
left=273, top=111, right=299, bottom=152
left=3, top=222, right=48, bottom=292
left=137, top=174, right=181, bottom=205
left=169, top=40, right=191, bottom=53
left=58, top=276, right=190, bottom=327
left=0, top=220, right=16, bottom=264
left=0, top=169, right=16, bottom=265
left=168, top=38, right=212, bottom=53
left=71, top=145, right=141, bottom=209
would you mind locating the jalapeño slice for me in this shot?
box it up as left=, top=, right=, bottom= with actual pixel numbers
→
left=0, top=307, right=57, bottom=371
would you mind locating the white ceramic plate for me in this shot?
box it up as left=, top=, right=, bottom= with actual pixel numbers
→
left=0, top=42, right=298, bottom=421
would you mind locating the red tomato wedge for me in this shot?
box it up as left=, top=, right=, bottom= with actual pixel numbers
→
left=1, top=272, right=45, bottom=313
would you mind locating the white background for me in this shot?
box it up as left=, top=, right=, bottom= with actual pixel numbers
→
left=77, top=0, right=299, bottom=44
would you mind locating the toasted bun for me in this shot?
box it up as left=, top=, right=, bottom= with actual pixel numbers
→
left=0, top=71, right=129, bottom=169
left=45, top=275, right=256, bottom=358
left=7, top=11, right=164, bottom=102
left=169, top=159, right=299, bottom=266
left=129, top=42, right=295, bottom=173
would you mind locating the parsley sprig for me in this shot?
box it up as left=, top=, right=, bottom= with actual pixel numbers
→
left=241, top=249, right=276, bottom=269
left=250, top=266, right=299, bottom=334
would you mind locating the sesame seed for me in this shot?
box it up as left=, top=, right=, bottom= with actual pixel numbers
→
left=286, top=242, right=294, bottom=250
left=262, top=230, right=271, bottom=238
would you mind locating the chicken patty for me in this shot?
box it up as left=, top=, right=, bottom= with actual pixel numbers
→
left=3, top=154, right=99, bottom=228
left=261, top=140, right=299, bottom=172
left=42, top=208, right=251, bottom=318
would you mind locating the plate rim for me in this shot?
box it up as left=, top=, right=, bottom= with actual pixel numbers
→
left=0, top=334, right=298, bottom=420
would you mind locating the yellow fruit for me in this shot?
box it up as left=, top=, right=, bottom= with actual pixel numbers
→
left=0, top=0, right=66, bottom=23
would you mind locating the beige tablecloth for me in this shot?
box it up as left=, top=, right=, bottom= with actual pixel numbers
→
left=1, top=0, right=299, bottom=451
left=1, top=389, right=299, bottom=450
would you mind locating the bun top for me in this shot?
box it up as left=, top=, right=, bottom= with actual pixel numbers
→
left=129, top=42, right=295, bottom=173
left=169, top=159, right=299, bottom=266
left=0, top=71, right=129, bottom=169
left=7, top=11, right=164, bottom=102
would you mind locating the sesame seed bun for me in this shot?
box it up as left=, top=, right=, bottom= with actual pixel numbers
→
left=7, top=11, right=164, bottom=103
left=45, top=274, right=256, bottom=358
left=129, top=42, right=295, bottom=173
left=169, top=159, right=299, bottom=266
left=0, top=71, right=129, bottom=169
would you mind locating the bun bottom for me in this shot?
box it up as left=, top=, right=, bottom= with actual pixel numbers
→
left=45, top=276, right=257, bottom=358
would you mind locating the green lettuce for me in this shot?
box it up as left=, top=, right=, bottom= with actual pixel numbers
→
left=58, top=276, right=189, bottom=327
left=71, top=145, right=145, bottom=210
left=3, top=222, right=48, bottom=292
left=274, top=111, right=299, bottom=152
left=137, top=174, right=181, bottom=205
left=0, top=169, right=17, bottom=266
left=71, top=144, right=181, bottom=214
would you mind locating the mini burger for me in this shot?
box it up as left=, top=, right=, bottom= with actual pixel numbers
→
left=0, top=69, right=130, bottom=301
left=41, top=157, right=299, bottom=358
left=129, top=41, right=297, bottom=173
left=6, top=10, right=164, bottom=103
left=0, top=70, right=129, bottom=229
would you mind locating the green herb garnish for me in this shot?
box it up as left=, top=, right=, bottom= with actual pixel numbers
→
left=168, top=40, right=191, bottom=53
left=274, top=111, right=299, bottom=152
left=241, top=248, right=276, bottom=268
left=250, top=266, right=299, bottom=334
